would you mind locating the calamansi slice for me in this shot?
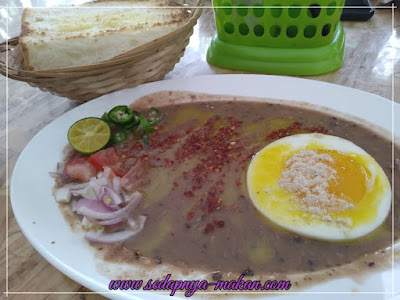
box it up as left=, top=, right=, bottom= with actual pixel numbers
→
left=68, top=118, right=111, bottom=155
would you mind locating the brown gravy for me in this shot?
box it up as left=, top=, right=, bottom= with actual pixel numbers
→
left=98, top=92, right=400, bottom=277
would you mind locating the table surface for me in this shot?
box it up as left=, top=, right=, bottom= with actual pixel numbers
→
left=0, top=1, right=399, bottom=299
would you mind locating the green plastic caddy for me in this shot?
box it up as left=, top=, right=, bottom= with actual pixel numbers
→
left=207, top=0, right=345, bottom=75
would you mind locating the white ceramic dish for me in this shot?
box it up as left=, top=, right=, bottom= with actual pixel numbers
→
left=10, top=75, right=400, bottom=299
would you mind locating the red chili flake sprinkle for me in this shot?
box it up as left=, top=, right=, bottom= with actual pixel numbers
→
left=266, top=121, right=303, bottom=141
left=184, top=191, right=195, bottom=197
left=235, top=180, right=241, bottom=186
left=204, top=223, right=215, bottom=234
left=163, top=158, right=175, bottom=166
left=206, top=196, right=222, bottom=213
left=186, top=211, right=195, bottom=221
left=266, top=122, right=328, bottom=141
left=173, top=182, right=179, bottom=187
left=213, top=220, right=225, bottom=228
left=304, top=125, right=328, bottom=134
left=171, top=116, right=247, bottom=214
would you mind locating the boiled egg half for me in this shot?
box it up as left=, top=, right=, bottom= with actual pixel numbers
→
left=247, top=133, right=391, bottom=241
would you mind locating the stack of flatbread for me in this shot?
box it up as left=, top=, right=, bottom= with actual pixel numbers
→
left=20, top=0, right=190, bottom=71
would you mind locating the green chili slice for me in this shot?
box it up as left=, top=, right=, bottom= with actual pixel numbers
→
left=113, top=130, right=127, bottom=144
left=108, top=106, right=135, bottom=126
left=101, top=112, right=114, bottom=127
left=138, top=114, right=154, bottom=133
left=101, top=112, right=109, bottom=122
left=142, top=134, right=149, bottom=148
left=123, top=111, right=140, bottom=129
left=148, top=107, right=163, bottom=126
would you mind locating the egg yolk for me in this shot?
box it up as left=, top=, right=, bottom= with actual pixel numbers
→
left=318, top=149, right=369, bottom=205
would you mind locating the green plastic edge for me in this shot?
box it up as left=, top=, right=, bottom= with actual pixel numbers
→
left=207, top=23, right=345, bottom=76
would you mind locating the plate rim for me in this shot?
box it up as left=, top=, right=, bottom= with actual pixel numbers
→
left=9, top=74, right=400, bottom=299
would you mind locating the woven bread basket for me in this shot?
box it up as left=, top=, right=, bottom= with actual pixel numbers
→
left=0, top=0, right=203, bottom=102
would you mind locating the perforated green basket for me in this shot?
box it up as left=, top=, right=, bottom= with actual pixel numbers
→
left=207, top=0, right=345, bottom=75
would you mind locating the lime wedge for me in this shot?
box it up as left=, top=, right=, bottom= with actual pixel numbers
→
left=67, top=118, right=111, bottom=155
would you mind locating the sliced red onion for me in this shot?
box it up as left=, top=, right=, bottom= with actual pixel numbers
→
left=81, top=216, right=94, bottom=228
left=49, top=172, right=69, bottom=179
left=71, top=186, right=97, bottom=201
left=95, top=176, right=111, bottom=187
left=76, top=192, right=141, bottom=220
left=127, top=218, right=136, bottom=229
left=84, top=214, right=146, bottom=243
left=76, top=198, right=114, bottom=216
left=88, top=178, right=105, bottom=199
left=50, top=162, right=68, bottom=178
left=123, top=193, right=132, bottom=203
left=71, top=199, right=78, bottom=212
left=85, top=228, right=140, bottom=244
left=101, top=167, right=112, bottom=179
left=88, top=216, right=126, bottom=226
left=54, top=186, right=71, bottom=203
left=97, top=167, right=112, bottom=179
left=57, top=162, right=65, bottom=172
left=69, top=178, right=107, bottom=201
left=63, top=182, right=90, bottom=191
left=101, top=186, right=123, bottom=208
left=128, top=215, right=147, bottom=231
left=124, top=191, right=143, bottom=203
left=53, top=164, right=146, bottom=244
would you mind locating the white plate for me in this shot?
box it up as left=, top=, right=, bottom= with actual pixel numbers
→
left=10, top=75, right=400, bottom=300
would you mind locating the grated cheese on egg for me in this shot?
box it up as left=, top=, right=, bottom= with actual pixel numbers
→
left=279, top=150, right=354, bottom=218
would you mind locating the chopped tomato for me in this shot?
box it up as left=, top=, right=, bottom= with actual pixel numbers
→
left=88, top=148, right=118, bottom=170
left=87, top=147, right=124, bottom=177
left=64, top=158, right=96, bottom=182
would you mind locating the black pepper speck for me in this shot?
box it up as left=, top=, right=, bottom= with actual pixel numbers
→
left=134, top=251, right=141, bottom=260
left=293, top=236, right=303, bottom=243
left=212, top=271, right=222, bottom=281
left=243, top=268, right=254, bottom=276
